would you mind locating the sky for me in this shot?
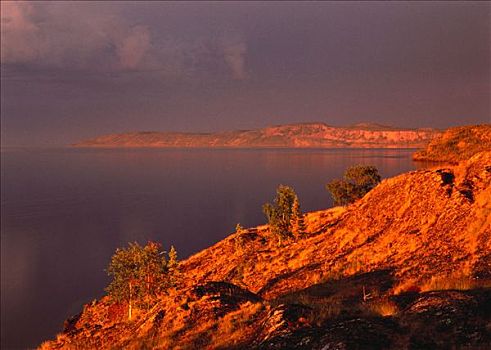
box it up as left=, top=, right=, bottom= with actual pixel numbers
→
left=1, top=1, right=490, bottom=146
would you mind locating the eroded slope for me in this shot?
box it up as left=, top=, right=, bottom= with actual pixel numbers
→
left=413, top=124, right=491, bottom=163
left=40, top=152, right=491, bottom=350
left=74, top=123, right=439, bottom=148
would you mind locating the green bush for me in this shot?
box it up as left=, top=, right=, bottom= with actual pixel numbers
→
left=326, top=165, right=381, bottom=206
left=291, top=197, right=306, bottom=237
left=106, top=241, right=178, bottom=320
left=263, top=185, right=301, bottom=244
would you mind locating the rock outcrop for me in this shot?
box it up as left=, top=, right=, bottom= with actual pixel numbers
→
left=413, top=124, right=491, bottom=163
left=74, top=123, right=439, bottom=148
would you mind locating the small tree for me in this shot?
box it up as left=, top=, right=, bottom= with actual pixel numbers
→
left=106, top=242, right=167, bottom=320
left=325, top=179, right=354, bottom=206
left=234, top=223, right=246, bottom=252
left=142, top=242, right=167, bottom=299
left=326, top=165, right=381, bottom=206
left=291, top=197, right=306, bottom=237
left=167, top=245, right=179, bottom=287
left=263, top=185, right=300, bottom=245
left=235, top=223, right=244, bottom=235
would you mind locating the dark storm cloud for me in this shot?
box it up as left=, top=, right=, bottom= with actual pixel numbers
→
left=1, top=1, right=489, bottom=146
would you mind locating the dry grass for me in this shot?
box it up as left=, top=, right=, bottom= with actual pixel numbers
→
left=364, top=298, right=399, bottom=317
left=420, top=273, right=479, bottom=292
left=272, top=292, right=344, bottom=326
left=149, top=301, right=266, bottom=350
left=212, top=302, right=265, bottom=348
left=311, top=300, right=344, bottom=325
left=39, top=333, right=101, bottom=350
left=325, top=257, right=368, bottom=281
left=393, top=273, right=490, bottom=295
left=393, top=279, right=421, bottom=295
left=413, top=125, right=491, bottom=162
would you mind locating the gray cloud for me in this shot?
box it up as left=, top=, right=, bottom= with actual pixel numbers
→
left=222, top=39, right=248, bottom=80
left=116, top=25, right=151, bottom=70
left=0, top=2, right=39, bottom=64
left=0, top=2, right=153, bottom=71
left=0, top=2, right=248, bottom=80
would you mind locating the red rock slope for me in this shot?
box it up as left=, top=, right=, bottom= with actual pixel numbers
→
left=40, top=152, right=491, bottom=350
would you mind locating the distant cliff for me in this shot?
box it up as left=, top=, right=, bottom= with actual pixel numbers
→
left=413, top=124, right=491, bottom=163
left=74, top=123, right=439, bottom=148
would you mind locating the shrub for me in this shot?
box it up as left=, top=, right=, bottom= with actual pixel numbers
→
left=167, top=245, right=180, bottom=287
left=291, top=197, right=306, bottom=237
left=106, top=242, right=178, bottom=320
left=364, top=298, right=399, bottom=317
left=234, top=223, right=246, bottom=252
left=326, top=165, right=381, bottom=206
left=263, top=185, right=300, bottom=245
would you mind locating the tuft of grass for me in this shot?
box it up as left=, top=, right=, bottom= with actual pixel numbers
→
left=420, top=273, right=478, bottom=292
left=271, top=292, right=344, bottom=326
left=212, top=301, right=265, bottom=348
left=364, top=298, right=399, bottom=317
left=393, top=279, right=421, bottom=295
left=311, top=300, right=343, bottom=325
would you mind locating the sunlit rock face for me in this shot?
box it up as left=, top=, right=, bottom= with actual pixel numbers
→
left=413, top=124, right=491, bottom=163
left=74, top=123, right=440, bottom=148
left=40, top=152, right=491, bottom=350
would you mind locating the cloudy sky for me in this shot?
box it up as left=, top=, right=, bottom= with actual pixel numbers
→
left=1, top=1, right=490, bottom=146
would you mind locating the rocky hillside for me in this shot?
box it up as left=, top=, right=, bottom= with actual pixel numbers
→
left=74, top=123, right=439, bottom=148
left=413, top=124, right=491, bottom=163
left=40, top=152, right=491, bottom=350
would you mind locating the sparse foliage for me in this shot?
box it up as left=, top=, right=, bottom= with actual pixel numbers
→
left=167, top=245, right=180, bottom=287
left=326, top=165, right=381, bottom=206
left=291, top=197, right=306, bottom=237
left=234, top=223, right=246, bottom=252
left=263, top=185, right=301, bottom=245
left=106, top=242, right=179, bottom=320
left=106, top=242, right=167, bottom=319
left=235, top=223, right=244, bottom=235
left=168, top=245, right=178, bottom=270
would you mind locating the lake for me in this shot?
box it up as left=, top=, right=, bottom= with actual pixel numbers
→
left=1, top=148, right=420, bottom=349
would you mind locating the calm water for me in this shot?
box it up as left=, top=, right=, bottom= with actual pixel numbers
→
left=1, top=148, right=419, bottom=349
